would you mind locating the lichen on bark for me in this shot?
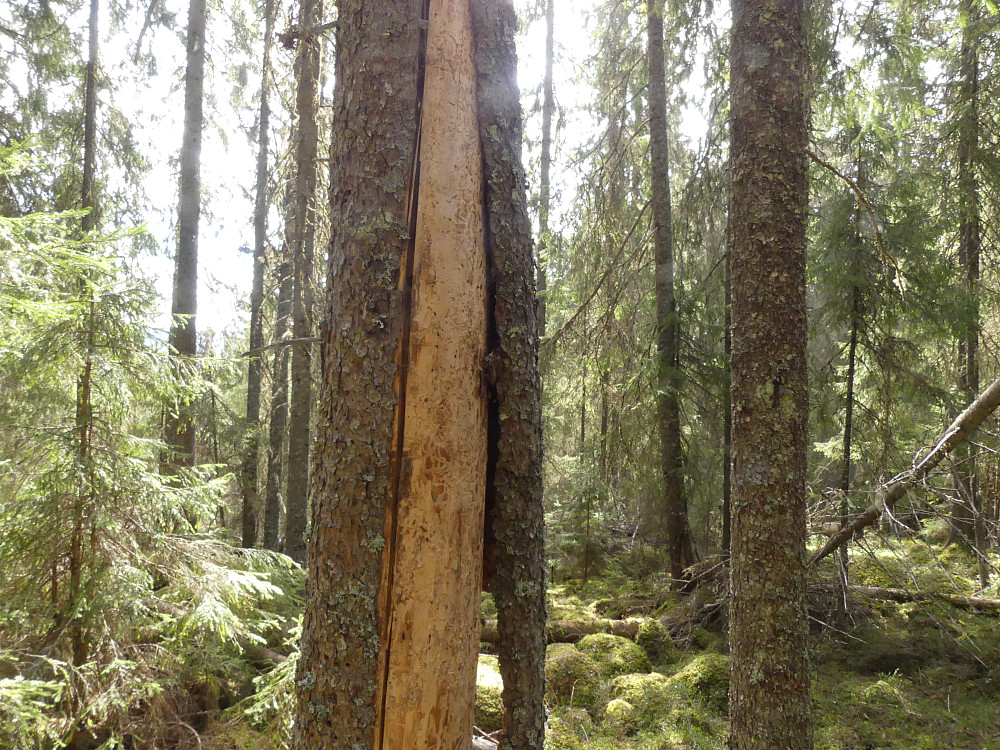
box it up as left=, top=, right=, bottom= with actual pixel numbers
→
left=471, top=2, right=547, bottom=748
left=292, top=2, right=423, bottom=747
left=727, top=0, right=813, bottom=747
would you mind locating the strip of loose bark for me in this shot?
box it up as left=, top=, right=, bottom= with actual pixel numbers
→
left=818, top=583, right=1000, bottom=613
left=810, top=374, right=1000, bottom=568
left=480, top=618, right=640, bottom=644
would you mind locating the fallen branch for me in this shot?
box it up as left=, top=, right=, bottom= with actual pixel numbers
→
left=481, top=618, right=640, bottom=644
left=819, top=583, right=1000, bottom=613
left=810, top=374, right=1000, bottom=568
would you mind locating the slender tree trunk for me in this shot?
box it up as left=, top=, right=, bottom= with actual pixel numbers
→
left=165, top=0, right=206, bottom=472
left=836, top=149, right=864, bottom=618
left=69, top=0, right=100, bottom=667
left=952, top=0, right=988, bottom=586
left=283, top=0, right=323, bottom=564
left=728, top=0, right=812, bottom=746
left=241, top=0, right=276, bottom=548
left=262, top=260, right=292, bottom=552
left=722, top=244, right=731, bottom=560
left=647, top=4, right=693, bottom=587
left=536, top=0, right=554, bottom=338
left=838, top=285, right=860, bottom=618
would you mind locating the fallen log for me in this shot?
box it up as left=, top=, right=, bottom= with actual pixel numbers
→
left=810, top=374, right=1000, bottom=568
left=819, top=583, right=1000, bottom=613
left=480, top=618, right=641, bottom=644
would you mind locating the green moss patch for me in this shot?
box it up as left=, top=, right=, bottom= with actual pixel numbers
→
left=636, top=619, right=673, bottom=664
left=667, top=651, right=729, bottom=712
left=545, top=643, right=602, bottom=711
left=577, top=633, right=651, bottom=679
left=475, top=655, right=504, bottom=733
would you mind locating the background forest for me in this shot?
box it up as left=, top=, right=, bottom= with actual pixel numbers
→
left=2, top=0, right=1000, bottom=747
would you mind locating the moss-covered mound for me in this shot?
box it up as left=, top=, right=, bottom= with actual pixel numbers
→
left=602, top=698, right=636, bottom=735
left=475, top=655, right=504, bottom=733
left=668, top=651, right=729, bottom=712
left=606, top=672, right=677, bottom=730
left=576, top=633, right=651, bottom=679
left=545, top=643, right=602, bottom=711
left=636, top=619, right=673, bottom=664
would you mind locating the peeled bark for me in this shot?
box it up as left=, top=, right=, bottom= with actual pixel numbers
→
left=283, top=0, right=323, bottom=565
left=373, top=1, right=488, bottom=745
left=647, top=1, right=694, bottom=588
left=241, top=0, right=276, bottom=548
left=728, top=0, right=812, bottom=747
left=294, top=3, right=543, bottom=747
left=165, top=0, right=206, bottom=471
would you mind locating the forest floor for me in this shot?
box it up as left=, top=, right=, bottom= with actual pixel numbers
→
left=504, top=539, right=1000, bottom=750
left=7, top=539, right=999, bottom=748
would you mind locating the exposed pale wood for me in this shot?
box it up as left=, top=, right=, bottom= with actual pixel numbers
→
left=375, top=0, right=488, bottom=747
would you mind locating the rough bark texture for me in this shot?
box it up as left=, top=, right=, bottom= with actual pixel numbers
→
left=292, top=1, right=422, bottom=746
left=165, top=0, right=206, bottom=469
left=284, top=0, right=323, bottom=565
left=262, top=260, right=292, bottom=552
left=811, top=373, right=1000, bottom=567
left=241, top=0, right=276, bottom=548
left=722, top=243, right=732, bottom=559
left=535, top=0, right=554, bottom=338
left=728, top=0, right=812, bottom=747
left=647, top=2, right=694, bottom=588
left=471, top=2, right=547, bottom=747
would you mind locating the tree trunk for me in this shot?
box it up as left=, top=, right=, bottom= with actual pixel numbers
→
left=722, top=239, right=731, bottom=560
left=728, top=0, right=812, bottom=747
left=536, top=0, right=554, bottom=338
left=69, top=0, right=100, bottom=668
left=165, top=0, right=206, bottom=472
left=951, top=0, right=988, bottom=586
left=283, top=0, right=323, bottom=564
left=837, top=149, right=864, bottom=619
left=241, top=0, right=276, bottom=549
left=294, top=3, right=544, bottom=747
left=471, top=3, right=548, bottom=745
left=262, top=260, right=292, bottom=552
left=647, top=3, right=694, bottom=587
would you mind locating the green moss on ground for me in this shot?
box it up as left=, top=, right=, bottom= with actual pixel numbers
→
left=541, top=558, right=1000, bottom=750
left=475, top=655, right=504, bottom=733
left=545, top=643, right=602, bottom=711
left=577, top=633, right=651, bottom=679
left=668, top=651, right=729, bottom=712
left=635, top=619, right=673, bottom=664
